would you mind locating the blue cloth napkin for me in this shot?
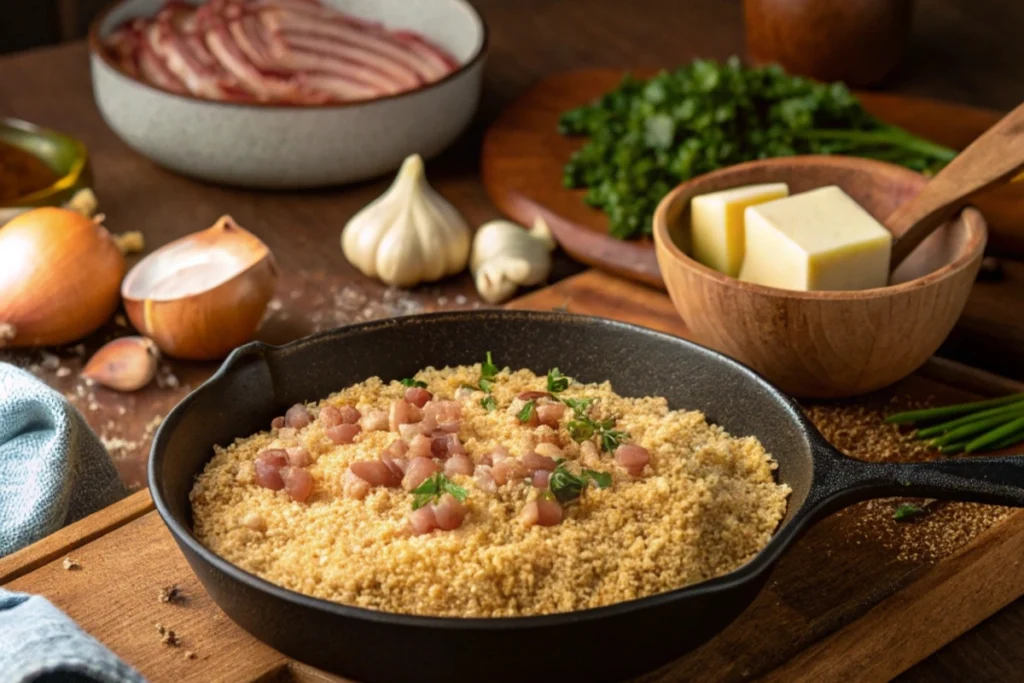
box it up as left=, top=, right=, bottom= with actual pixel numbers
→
left=0, top=362, right=143, bottom=682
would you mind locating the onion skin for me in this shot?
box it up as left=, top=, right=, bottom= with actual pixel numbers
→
left=0, top=208, right=124, bottom=347
left=121, top=216, right=277, bottom=360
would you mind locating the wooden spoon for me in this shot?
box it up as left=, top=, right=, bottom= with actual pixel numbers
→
left=888, top=100, right=1024, bottom=272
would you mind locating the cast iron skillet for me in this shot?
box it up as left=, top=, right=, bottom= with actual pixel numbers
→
left=150, top=310, right=1024, bottom=683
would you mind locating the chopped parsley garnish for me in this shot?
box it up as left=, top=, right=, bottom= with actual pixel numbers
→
left=893, top=500, right=935, bottom=522
left=481, top=351, right=499, bottom=381
left=518, top=400, right=536, bottom=423
left=549, top=462, right=611, bottom=504
left=411, top=473, right=467, bottom=510
left=547, top=368, right=571, bottom=393
left=400, top=378, right=427, bottom=388
left=562, top=397, right=630, bottom=452
left=562, top=397, right=595, bottom=419
left=600, top=428, right=629, bottom=453
left=478, top=378, right=494, bottom=392
left=480, top=395, right=497, bottom=412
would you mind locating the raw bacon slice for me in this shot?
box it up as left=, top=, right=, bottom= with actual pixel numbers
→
left=101, top=0, right=460, bottom=104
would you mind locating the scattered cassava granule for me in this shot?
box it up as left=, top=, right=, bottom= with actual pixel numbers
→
left=803, top=396, right=1014, bottom=563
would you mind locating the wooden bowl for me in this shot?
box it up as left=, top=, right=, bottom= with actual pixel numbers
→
left=743, top=0, right=914, bottom=87
left=652, top=156, right=986, bottom=398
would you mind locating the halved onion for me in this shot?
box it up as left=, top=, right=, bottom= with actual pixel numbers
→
left=121, top=215, right=277, bottom=360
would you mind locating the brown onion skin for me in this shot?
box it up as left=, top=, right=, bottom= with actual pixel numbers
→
left=121, top=216, right=277, bottom=360
left=0, top=208, right=125, bottom=347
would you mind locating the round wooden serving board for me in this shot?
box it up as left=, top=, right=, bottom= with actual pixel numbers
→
left=481, top=68, right=1024, bottom=288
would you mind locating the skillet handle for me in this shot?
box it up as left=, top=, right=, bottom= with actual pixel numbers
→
left=813, top=447, right=1024, bottom=510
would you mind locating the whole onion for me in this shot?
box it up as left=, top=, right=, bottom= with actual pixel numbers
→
left=0, top=207, right=125, bottom=347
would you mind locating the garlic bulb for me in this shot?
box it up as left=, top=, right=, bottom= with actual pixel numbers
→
left=470, top=217, right=557, bottom=304
left=341, top=154, right=470, bottom=287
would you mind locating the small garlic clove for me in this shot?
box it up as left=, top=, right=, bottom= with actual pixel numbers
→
left=82, top=336, right=160, bottom=392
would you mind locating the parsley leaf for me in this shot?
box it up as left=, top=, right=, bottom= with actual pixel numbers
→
left=478, top=378, right=494, bottom=392
left=400, top=378, right=427, bottom=388
left=412, top=473, right=468, bottom=510
left=567, top=419, right=595, bottom=442
left=518, top=400, right=536, bottom=423
left=600, top=429, right=629, bottom=453
left=546, top=368, right=571, bottom=393
left=562, top=397, right=630, bottom=452
left=481, top=351, right=498, bottom=381
left=562, top=397, right=595, bottom=419
left=549, top=462, right=612, bottom=504
left=480, top=395, right=497, bottom=412
left=893, top=500, right=935, bottom=522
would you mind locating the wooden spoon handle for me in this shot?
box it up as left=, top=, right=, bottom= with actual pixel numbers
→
left=888, top=100, right=1024, bottom=271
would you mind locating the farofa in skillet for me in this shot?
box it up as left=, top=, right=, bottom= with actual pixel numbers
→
left=190, top=359, right=790, bottom=617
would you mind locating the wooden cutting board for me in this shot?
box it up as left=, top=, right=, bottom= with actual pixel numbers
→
left=3, top=271, right=1024, bottom=683
left=481, top=69, right=1024, bottom=287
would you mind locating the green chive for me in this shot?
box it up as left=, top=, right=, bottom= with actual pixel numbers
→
left=988, top=428, right=1024, bottom=451
left=965, top=416, right=1024, bottom=453
left=915, top=401, right=1024, bottom=439
left=930, top=413, right=1024, bottom=447
left=885, top=393, right=1024, bottom=425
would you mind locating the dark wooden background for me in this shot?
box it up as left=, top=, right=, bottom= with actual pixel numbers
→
left=3, top=0, right=1024, bottom=680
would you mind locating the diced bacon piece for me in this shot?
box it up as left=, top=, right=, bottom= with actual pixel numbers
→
left=407, top=433, right=433, bottom=459
left=402, top=457, right=439, bottom=491
left=430, top=432, right=465, bottom=459
left=349, top=460, right=401, bottom=487
left=534, top=442, right=564, bottom=460
left=405, top=387, right=432, bottom=408
left=444, top=454, right=474, bottom=478
left=343, top=469, right=371, bottom=500
left=281, top=466, right=314, bottom=502
left=517, top=391, right=552, bottom=401
left=285, top=403, right=311, bottom=429
left=521, top=451, right=557, bottom=472
left=408, top=505, right=438, bottom=535
left=615, top=444, right=651, bottom=477
left=285, top=446, right=312, bottom=467
left=319, top=405, right=342, bottom=427
left=537, top=402, right=566, bottom=428
left=492, top=457, right=527, bottom=486
left=389, top=399, right=420, bottom=432
left=424, top=400, right=461, bottom=433
left=254, top=449, right=287, bottom=490
left=327, top=423, right=361, bottom=445
left=383, top=439, right=409, bottom=459
left=532, top=470, right=551, bottom=489
left=271, top=416, right=285, bottom=429
left=360, top=410, right=388, bottom=432
left=381, top=454, right=408, bottom=480
left=521, top=499, right=563, bottom=527
left=474, top=465, right=497, bottom=493
left=434, top=494, right=467, bottom=531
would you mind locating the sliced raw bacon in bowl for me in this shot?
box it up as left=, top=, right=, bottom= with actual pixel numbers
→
left=99, top=0, right=463, bottom=105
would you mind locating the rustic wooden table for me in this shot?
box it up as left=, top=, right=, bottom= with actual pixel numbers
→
left=1, top=0, right=1023, bottom=679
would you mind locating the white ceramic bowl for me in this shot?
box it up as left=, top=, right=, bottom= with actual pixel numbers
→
left=89, top=0, right=487, bottom=188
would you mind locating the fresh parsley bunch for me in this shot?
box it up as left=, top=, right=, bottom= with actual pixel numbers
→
left=560, top=57, right=957, bottom=240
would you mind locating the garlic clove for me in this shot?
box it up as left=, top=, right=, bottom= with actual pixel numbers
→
left=82, top=336, right=160, bottom=392
left=469, top=217, right=557, bottom=303
left=475, top=258, right=527, bottom=304
left=121, top=216, right=277, bottom=360
left=341, top=154, right=470, bottom=288
left=0, top=207, right=125, bottom=347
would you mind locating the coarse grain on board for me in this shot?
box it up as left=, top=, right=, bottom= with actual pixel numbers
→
left=190, top=364, right=790, bottom=617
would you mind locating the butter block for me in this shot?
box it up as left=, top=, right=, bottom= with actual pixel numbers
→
left=738, top=186, right=892, bottom=291
left=690, top=183, right=789, bottom=276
